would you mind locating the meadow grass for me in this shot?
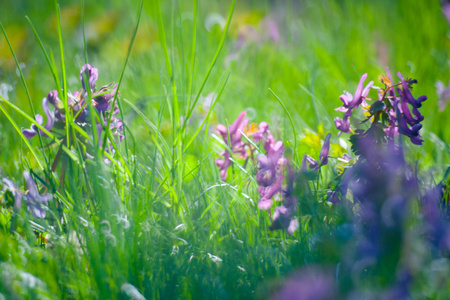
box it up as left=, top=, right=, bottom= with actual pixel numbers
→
left=0, top=0, right=449, bottom=299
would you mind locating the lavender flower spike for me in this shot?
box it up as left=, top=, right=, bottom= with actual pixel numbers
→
left=80, top=64, right=99, bottom=92
left=22, top=98, right=55, bottom=138
left=215, top=111, right=249, bottom=181
left=396, top=106, right=423, bottom=145
left=23, top=171, right=53, bottom=218
left=256, top=141, right=286, bottom=210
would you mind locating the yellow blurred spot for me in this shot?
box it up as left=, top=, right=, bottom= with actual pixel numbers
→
left=244, top=123, right=258, bottom=136
left=378, top=74, right=391, bottom=86
left=47, top=5, right=80, bottom=34
left=0, top=25, right=27, bottom=71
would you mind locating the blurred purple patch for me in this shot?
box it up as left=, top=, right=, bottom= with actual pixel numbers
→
left=215, top=111, right=249, bottom=180
left=436, top=80, right=450, bottom=111
left=23, top=171, right=52, bottom=219
left=270, top=267, right=337, bottom=300
left=2, top=178, right=22, bottom=211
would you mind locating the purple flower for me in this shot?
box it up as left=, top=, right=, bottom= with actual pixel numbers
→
left=395, top=105, right=423, bottom=145
left=422, top=182, right=450, bottom=252
left=269, top=166, right=298, bottom=234
left=23, top=171, right=52, bottom=219
left=270, top=267, right=337, bottom=300
left=335, top=74, right=373, bottom=135
left=215, top=111, right=249, bottom=181
left=2, top=178, right=22, bottom=211
left=306, top=133, right=331, bottom=170
left=337, top=73, right=374, bottom=112
left=334, top=112, right=351, bottom=135
left=22, top=97, right=54, bottom=138
left=256, top=141, right=286, bottom=210
left=93, top=83, right=118, bottom=113
left=80, top=64, right=98, bottom=92
left=21, top=64, right=124, bottom=164
left=443, top=3, right=450, bottom=24
left=47, top=90, right=63, bottom=109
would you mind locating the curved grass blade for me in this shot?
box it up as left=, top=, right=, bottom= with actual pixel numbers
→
left=183, top=0, right=237, bottom=130
left=183, top=71, right=230, bottom=153
left=0, top=103, right=44, bottom=171
left=0, top=96, right=79, bottom=162
left=103, top=0, right=144, bottom=159
left=269, top=88, right=299, bottom=163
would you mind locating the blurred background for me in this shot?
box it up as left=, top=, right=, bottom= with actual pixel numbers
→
left=1, top=0, right=449, bottom=174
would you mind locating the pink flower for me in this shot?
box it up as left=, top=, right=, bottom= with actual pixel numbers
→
left=215, top=111, right=249, bottom=181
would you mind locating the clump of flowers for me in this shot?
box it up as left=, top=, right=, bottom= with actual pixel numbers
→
left=335, top=68, right=427, bottom=146
left=22, top=64, right=123, bottom=161
left=215, top=111, right=298, bottom=233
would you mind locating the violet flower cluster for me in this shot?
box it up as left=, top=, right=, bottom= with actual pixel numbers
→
left=335, top=68, right=427, bottom=145
left=2, top=171, right=53, bottom=218
left=22, top=64, right=123, bottom=156
left=215, top=112, right=298, bottom=233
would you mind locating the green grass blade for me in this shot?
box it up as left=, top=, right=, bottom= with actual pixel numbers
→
left=269, top=88, right=299, bottom=162
left=102, top=0, right=144, bottom=159
left=183, top=0, right=236, bottom=128
left=25, top=16, right=61, bottom=92
left=54, top=0, right=71, bottom=148
left=183, top=72, right=230, bottom=153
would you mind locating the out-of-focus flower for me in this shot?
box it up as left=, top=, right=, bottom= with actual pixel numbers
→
left=335, top=74, right=373, bottom=135
left=396, top=106, right=423, bottom=145
left=423, top=180, right=450, bottom=252
left=436, top=80, right=450, bottom=111
left=23, top=171, right=52, bottom=219
left=270, top=267, right=337, bottom=300
left=0, top=82, right=14, bottom=100
left=336, top=74, right=374, bottom=112
left=306, top=133, right=331, bottom=170
left=2, top=178, right=22, bottom=211
left=443, top=3, right=450, bottom=23
left=269, top=166, right=298, bottom=234
left=21, top=64, right=124, bottom=163
left=334, top=112, right=351, bottom=134
left=93, top=83, right=118, bottom=112
left=22, top=98, right=54, bottom=138
left=256, top=140, right=286, bottom=210
left=215, top=111, right=249, bottom=180
left=80, top=64, right=98, bottom=92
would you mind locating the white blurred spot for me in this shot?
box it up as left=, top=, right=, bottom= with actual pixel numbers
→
left=121, top=283, right=146, bottom=300
left=0, top=83, right=13, bottom=100
left=207, top=253, right=222, bottom=263
left=205, top=13, right=226, bottom=32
